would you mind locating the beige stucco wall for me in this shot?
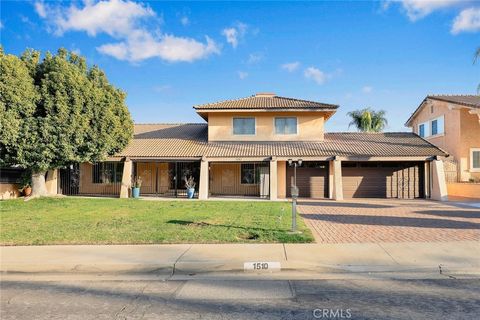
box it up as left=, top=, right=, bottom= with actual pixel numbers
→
left=447, top=183, right=480, bottom=199
left=207, top=111, right=325, bottom=141
left=277, top=161, right=286, bottom=199
left=409, top=100, right=480, bottom=181
left=79, top=163, right=120, bottom=195
left=0, top=184, right=20, bottom=200
left=209, top=163, right=260, bottom=196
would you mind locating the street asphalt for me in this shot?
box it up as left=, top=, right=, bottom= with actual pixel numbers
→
left=1, top=278, right=479, bottom=319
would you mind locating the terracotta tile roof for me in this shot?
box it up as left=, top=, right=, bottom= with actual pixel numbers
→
left=194, top=93, right=339, bottom=110
left=428, top=95, right=480, bottom=109
left=115, top=124, right=447, bottom=159
left=406, top=95, right=480, bottom=126
left=117, top=124, right=207, bottom=158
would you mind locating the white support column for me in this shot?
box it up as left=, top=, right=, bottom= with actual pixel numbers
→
left=45, top=169, right=58, bottom=195
left=120, top=158, right=132, bottom=198
left=332, top=159, right=343, bottom=200
left=431, top=159, right=448, bottom=201
left=199, top=158, right=209, bottom=200
left=269, top=157, right=278, bottom=201
left=328, top=161, right=334, bottom=199
left=424, top=161, right=430, bottom=199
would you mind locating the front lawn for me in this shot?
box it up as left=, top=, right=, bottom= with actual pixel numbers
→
left=0, top=198, right=313, bottom=245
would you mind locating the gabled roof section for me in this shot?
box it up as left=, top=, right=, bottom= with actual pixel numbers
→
left=194, top=93, right=339, bottom=111
left=428, top=95, right=480, bottom=109
left=405, top=95, right=480, bottom=126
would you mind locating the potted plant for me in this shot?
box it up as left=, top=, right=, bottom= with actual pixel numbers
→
left=184, top=176, right=196, bottom=199
left=19, top=171, right=32, bottom=197
left=131, top=176, right=142, bottom=198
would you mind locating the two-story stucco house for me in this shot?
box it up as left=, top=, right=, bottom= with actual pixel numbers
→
left=405, top=95, right=480, bottom=182
left=52, top=93, right=448, bottom=201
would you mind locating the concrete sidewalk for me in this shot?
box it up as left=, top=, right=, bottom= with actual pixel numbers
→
left=1, top=241, right=479, bottom=279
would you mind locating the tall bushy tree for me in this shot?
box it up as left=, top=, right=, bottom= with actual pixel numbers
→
left=0, top=48, right=133, bottom=197
left=347, top=108, right=388, bottom=132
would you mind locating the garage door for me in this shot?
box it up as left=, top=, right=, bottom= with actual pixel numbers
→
left=286, top=161, right=329, bottom=198
left=342, top=162, right=424, bottom=199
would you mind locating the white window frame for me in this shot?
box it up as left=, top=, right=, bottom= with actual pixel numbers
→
left=470, top=148, right=480, bottom=172
left=232, top=117, right=256, bottom=136
left=429, top=115, right=444, bottom=137
left=274, top=117, right=298, bottom=135
left=418, top=122, right=429, bottom=138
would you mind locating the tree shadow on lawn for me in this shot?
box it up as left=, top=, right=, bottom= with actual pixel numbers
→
left=301, top=214, right=480, bottom=229
left=166, top=220, right=289, bottom=235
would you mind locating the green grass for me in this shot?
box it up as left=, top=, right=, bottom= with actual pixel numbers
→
left=0, top=197, right=313, bottom=245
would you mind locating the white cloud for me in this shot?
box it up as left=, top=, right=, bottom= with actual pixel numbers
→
left=238, top=71, right=248, bottom=80
left=34, top=1, right=47, bottom=18
left=34, top=0, right=220, bottom=63
left=396, top=0, right=463, bottom=21
left=281, top=61, right=300, bottom=72
left=180, top=16, right=189, bottom=26
left=304, top=67, right=327, bottom=85
left=222, top=22, right=247, bottom=48
left=0, top=20, right=3, bottom=29
left=247, top=53, right=263, bottom=64
left=452, top=7, right=480, bottom=34
left=362, top=86, right=373, bottom=93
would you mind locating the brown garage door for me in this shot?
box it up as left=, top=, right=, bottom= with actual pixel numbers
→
left=342, top=162, right=424, bottom=199
left=286, top=161, right=329, bottom=198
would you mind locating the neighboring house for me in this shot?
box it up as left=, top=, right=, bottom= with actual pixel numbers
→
left=50, top=92, right=447, bottom=201
left=2, top=93, right=448, bottom=201
left=405, top=95, right=480, bottom=182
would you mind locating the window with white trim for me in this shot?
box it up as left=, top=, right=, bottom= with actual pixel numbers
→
left=233, top=117, right=255, bottom=135
left=471, top=148, right=480, bottom=172
left=275, top=117, right=297, bottom=134
left=418, top=123, right=425, bottom=138
left=430, top=116, right=444, bottom=136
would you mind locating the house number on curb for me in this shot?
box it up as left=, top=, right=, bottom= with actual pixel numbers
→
left=244, top=262, right=281, bottom=272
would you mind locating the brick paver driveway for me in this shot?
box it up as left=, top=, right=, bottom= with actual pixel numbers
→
left=298, top=199, right=480, bottom=243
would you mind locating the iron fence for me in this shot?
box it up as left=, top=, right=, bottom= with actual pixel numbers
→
left=134, top=161, right=200, bottom=198
left=209, top=162, right=270, bottom=198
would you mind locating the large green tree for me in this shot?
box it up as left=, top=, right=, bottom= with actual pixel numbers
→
left=0, top=48, right=133, bottom=197
left=347, top=108, right=388, bottom=132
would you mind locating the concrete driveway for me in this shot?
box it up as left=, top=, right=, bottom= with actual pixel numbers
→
left=298, top=199, right=480, bottom=243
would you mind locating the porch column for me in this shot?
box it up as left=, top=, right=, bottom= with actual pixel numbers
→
left=45, top=169, right=58, bottom=195
left=331, top=159, right=343, bottom=200
left=424, top=161, right=430, bottom=199
left=328, top=161, right=334, bottom=199
left=120, top=158, right=132, bottom=198
left=269, top=157, right=278, bottom=200
left=431, top=159, right=448, bottom=201
left=199, top=158, right=209, bottom=200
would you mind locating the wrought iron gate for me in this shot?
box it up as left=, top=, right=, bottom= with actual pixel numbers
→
left=59, top=164, right=80, bottom=195
left=134, top=161, right=200, bottom=198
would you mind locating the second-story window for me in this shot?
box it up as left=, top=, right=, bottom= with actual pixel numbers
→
left=233, top=117, right=255, bottom=135
left=431, top=119, right=438, bottom=135
left=418, top=123, right=426, bottom=138
left=275, top=117, right=297, bottom=134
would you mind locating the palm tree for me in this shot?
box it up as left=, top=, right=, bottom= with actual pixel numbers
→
left=347, top=108, right=388, bottom=132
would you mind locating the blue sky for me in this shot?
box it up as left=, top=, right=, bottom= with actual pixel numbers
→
left=1, top=0, right=479, bottom=131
